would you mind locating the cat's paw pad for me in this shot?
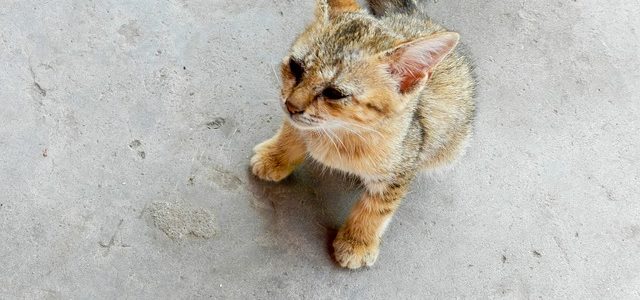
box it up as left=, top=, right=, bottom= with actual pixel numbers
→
left=250, top=143, right=294, bottom=182
left=333, top=236, right=379, bottom=269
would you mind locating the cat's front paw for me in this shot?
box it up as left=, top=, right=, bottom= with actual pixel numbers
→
left=250, top=141, right=295, bottom=182
left=333, top=233, right=380, bottom=269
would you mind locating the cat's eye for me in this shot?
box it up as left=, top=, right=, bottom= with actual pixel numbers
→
left=321, top=87, right=349, bottom=100
left=289, top=59, right=304, bottom=83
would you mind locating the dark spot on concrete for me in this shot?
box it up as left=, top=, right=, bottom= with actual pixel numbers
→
left=183, top=66, right=186, bottom=70
left=188, top=176, right=195, bottom=186
left=575, top=232, right=579, bottom=237
left=138, top=151, right=146, bottom=159
left=34, top=82, right=46, bottom=96
left=532, top=250, right=542, bottom=257
left=206, top=118, right=226, bottom=130
left=129, top=140, right=142, bottom=148
left=42, top=148, right=48, bottom=157
left=501, top=255, right=507, bottom=263
left=600, top=184, right=618, bottom=201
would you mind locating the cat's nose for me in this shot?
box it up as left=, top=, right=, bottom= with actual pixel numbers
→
left=285, top=101, right=304, bottom=115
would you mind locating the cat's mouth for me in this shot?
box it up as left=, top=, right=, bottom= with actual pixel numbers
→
left=279, top=101, right=326, bottom=129
left=288, top=113, right=325, bottom=130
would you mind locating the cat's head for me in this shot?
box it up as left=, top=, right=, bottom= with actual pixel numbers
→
left=279, top=0, right=459, bottom=131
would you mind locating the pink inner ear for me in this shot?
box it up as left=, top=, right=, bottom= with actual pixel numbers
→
left=387, top=33, right=459, bottom=94
left=389, top=60, right=428, bottom=94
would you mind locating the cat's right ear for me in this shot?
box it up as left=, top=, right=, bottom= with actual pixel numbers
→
left=382, top=32, right=460, bottom=94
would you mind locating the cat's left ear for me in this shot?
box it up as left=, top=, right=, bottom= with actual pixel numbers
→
left=382, top=32, right=460, bottom=94
left=316, top=0, right=360, bottom=20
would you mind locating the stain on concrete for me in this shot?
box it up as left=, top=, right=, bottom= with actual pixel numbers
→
left=118, top=20, right=141, bottom=44
left=150, top=202, right=216, bottom=240
left=206, top=117, right=226, bottom=129
left=33, top=82, right=46, bottom=96
left=98, top=219, right=128, bottom=256
left=129, top=140, right=146, bottom=159
left=28, top=64, right=49, bottom=101
left=209, top=166, right=242, bottom=190
left=129, top=140, right=142, bottom=148
left=623, top=225, right=640, bottom=240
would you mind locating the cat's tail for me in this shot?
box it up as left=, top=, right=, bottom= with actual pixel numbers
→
left=366, top=0, right=418, bottom=17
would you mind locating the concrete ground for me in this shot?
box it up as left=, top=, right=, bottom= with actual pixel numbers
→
left=1, top=0, right=639, bottom=298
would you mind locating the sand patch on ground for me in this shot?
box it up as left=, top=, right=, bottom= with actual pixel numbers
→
left=150, top=202, right=216, bottom=240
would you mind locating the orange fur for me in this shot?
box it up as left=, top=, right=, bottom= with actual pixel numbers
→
left=251, top=0, right=475, bottom=269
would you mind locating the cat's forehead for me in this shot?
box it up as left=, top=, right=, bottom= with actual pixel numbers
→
left=291, top=14, right=397, bottom=67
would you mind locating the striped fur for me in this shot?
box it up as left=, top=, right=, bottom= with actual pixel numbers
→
left=366, top=0, right=418, bottom=16
left=251, top=0, right=476, bottom=269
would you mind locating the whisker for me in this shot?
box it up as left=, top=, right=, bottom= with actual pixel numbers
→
left=271, top=63, right=281, bottom=84
left=334, top=123, right=367, bottom=142
left=327, top=127, right=347, bottom=150
left=320, top=127, right=342, bottom=161
left=340, top=121, right=385, bottom=138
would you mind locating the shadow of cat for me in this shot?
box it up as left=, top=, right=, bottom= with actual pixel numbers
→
left=244, top=161, right=362, bottom=267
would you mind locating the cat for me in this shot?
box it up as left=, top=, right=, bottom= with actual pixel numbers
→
left=251, top=0, right=475, bottom=269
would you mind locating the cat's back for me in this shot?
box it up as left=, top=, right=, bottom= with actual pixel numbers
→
left=381, top=12, right=476, bottom=168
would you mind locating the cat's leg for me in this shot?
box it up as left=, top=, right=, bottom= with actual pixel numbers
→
left=333, top=180, right=410, bottom=269
left=251, top=121, right=307, bottom=182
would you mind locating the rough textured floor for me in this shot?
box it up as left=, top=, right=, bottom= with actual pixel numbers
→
left=1, top=0, right=639, bottom=298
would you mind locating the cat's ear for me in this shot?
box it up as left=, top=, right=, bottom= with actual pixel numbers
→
left=383, top=32, right=460, bottom=94
left=315, top=0, right=330, bottom=21
left=328, top=0, right=360, bottom=13
left=316, top=0, right=360, bottom=20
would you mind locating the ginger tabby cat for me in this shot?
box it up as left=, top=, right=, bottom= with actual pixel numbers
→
left=251, top=0, right=475, bottom=269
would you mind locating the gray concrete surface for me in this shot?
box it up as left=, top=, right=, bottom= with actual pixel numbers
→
left=1, top=0, right=639, bottom=298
